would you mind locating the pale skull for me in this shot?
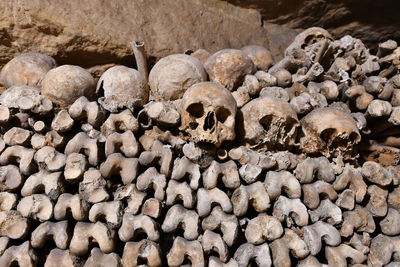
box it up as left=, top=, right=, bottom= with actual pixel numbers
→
left=180, top=82, right=237, bottom=146
left=241, top=96, right=300, bottom=150
left=300, top=107, right=361, bottom=158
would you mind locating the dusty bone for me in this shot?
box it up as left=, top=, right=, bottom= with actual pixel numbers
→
left=0, top=241, right=37, bottom=267
left=136, top=167, right=166, bottom=200
left=254, top=70, right=277, bottom=88
left=79, top=168, right=109, bottom=204
left=149, top=53, right=206, bottom=101
left=118, top=213, right=159, bottom=242
left=113, top=184, right=146, bottom=214
left=290, top=92, right=327, bottom=115
left=0, top=85, right=53, bottom=114
left=389, top=106, right=400, bottom=125
left=333, top=164, right=367, bottom=203
left=101, top=109, right=139, bottom=137
left=294, top=156, right=335, bottom=184
left=51, top=109, right=74, bottom=132
left=270, top=229, right=310, bottom=267
left=31, top=220, right=70, bottom=249
left=347, top=232, right=371, bottom=255
left=389, top=186, right=400, bottom=210
left=64, top=132, right=100, bottom=166
left=162, top=204, right=199, bottom=240
left=366, top=185, right=388, bottom=217
left=203, top=160, right=240, bottom=189
left=380, top=208, right=400, bottom=235
left=231, top=182, right=270, bottom=217
left=166, top=180, right=195, bottom=208
left=180, top=81, right=237, bottom=145
left=229, top=145, right=276, bottom=169
left=121, top=240, right=162, bottom=267
left=0, top=165, right=23, bottom=191
left=241, top=96, right=299, bottom=150
left=308, top=80, right=339, bottom=100
left=139, top=138, right=173, bottom=177
left=68, top=96, right=105, bottom=127
left=70, top=221, right=115, bottom=256
left=341, top=205, right=376, bottom=237
left=299, top=107, right=361, bottom=158
left=197, top=187, right=232, bottom=217
left=34, top=146, right=66, bottom=171
left=208, top=257, right=238, bottom=267
left=0, top=210, right=29, bottom=239
left=259, top=86, right=290, bottom=102
left=238, top=164, right=263, bottom=184
left=89, top=201, right=124, bottom=228
left=361, top=161, right=392, bottom=186
left=167, top=236, right=204, bottom=267
left=273, top=196, right=309, bottom=227
left=201, top=206, right=239, bottom=247
left=99, top=153, right=139, bottom=184
left=325, top=244, right=366, bottom=267
left=303, top=221, right=341, bottom=255
left=204, top=49, right=254, bottom=91
left=335, top=188, right=356, bottom=210
left=367, top=99, right=393, bottom=117
left=84, top=247, right=121, bottom=267
left=241, top=45, right=273, bottom=71
left=171, top=156, right=201, bottom=190
left=17, top=194, right=53, bottom=222
left=234, top=243, right=272, bottom=267
left=142, top=198, right=161, bottom=219
left=368, top=235, right=400, bottom=266
left=3, top=127, right=31, bottom=146
left=0, top=145, right=36, bottom=175
left=0, top=192, right=17, bottom=211
left=309, top=199, right=342, bottom=224
left=201, top=230, right=229, bottom=263
left=245, top=213, right=283, bottom=244
left=0, top=105, right=10, bottom=124
left=264, top=170, right=301, bottom=200
left=32, top=130, right=65, bottom=150
left=21, top=170, right=64, bottom=200
left=271, top=68, right=292, bottom=87
left=105, top=131, right=139, bottom=157
left=54, top=193, right=90, bottom=221
left=44, top=249, right=81, bottom=267
left=64, top=153, right=88, bottom=182
left=302, top=180, right=337, bottom=209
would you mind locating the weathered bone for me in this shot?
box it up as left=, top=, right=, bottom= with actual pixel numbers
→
left=162, top=204, right=199, bottom=240
left=118, top=213, right=159, bottom=242
left=100, top=153, right=139, bottom=184
left=167, top=236, right=204, bottom=267
left=31, top=220, right=70, bottom=249
left=121, top=240, right=162, bottom=267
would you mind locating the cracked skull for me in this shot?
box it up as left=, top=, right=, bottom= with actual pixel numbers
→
left=180, top=82, right=237, bottom=146
left=241, top=96, right=300, bottom=150
left=300, top=107, right=361, bottom=158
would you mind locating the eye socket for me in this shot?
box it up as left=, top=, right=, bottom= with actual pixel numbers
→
left=216, top=107, right=231, bottom=123
left=259, top=115, right=273, bottom=131
left=186, top=103, right=204, bottom=118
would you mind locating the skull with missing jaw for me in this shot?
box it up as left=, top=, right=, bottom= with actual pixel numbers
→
left=180, top=82, right=237, bottom=146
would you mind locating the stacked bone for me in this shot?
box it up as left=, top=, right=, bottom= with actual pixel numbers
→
left=0, top=28, right=398, bottom=267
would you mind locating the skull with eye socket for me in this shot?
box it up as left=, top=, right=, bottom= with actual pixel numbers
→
left=180, top=82, right=237, bottom=146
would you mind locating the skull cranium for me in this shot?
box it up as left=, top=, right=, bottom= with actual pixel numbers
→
left=300, top=107, right=361, bottom=158
left=180, top=82, right=237, bottom=146
left=240, top=96, right=300, bottom=150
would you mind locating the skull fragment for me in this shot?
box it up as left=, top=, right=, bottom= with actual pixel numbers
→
left=240, top=97, right=300, bottom=150
left=180, top=82, right=237, bottom=146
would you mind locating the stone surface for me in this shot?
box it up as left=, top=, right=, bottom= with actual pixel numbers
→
left=0, top=0, right=297, bottom=78
left=226, top=0, right=400, bottom=51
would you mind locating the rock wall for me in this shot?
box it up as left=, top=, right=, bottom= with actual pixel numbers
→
left=0, top=0, right=297, bottom=77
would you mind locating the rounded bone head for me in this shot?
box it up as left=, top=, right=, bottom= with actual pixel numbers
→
left=149, top=54, right=207, bottom=101
left=240, top=96, right=299, bottom=150
left=97, top=65, right=149, bottom=112
left=241, top=45, right=274, bottom=71
left=0, top=53, right=57, bottom=89
left=204, top=49, right=255, bottom=91
left=41, top=65, right=96, bottom=107
left=180, top=82, right=237, bottom=146
left=300, top=107, right=361, bottom=158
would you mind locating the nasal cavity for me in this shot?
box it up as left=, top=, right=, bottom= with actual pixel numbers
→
left=204, top=111, right=215, bottom=131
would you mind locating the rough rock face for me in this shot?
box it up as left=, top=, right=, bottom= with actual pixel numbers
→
left=0, top=0, right=297, bottom=77
left=226, top=0, right=400, bottom=50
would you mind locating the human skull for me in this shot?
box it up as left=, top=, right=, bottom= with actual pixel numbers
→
left=148, top=54, right=207, bottom=101
left=241, top=45, right=274, bottom=71
left=285, top=27, right=332, bottom=55
left=180, top=82, right=237, bottom=146
left=300, top=107, right=361, bottom=158
left=204, top=49, right=255, bottom=91
left=240, top=97, right=300, bottom=150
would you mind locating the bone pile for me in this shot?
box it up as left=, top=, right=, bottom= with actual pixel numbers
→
left=0, top=27, right=399, bottom=266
